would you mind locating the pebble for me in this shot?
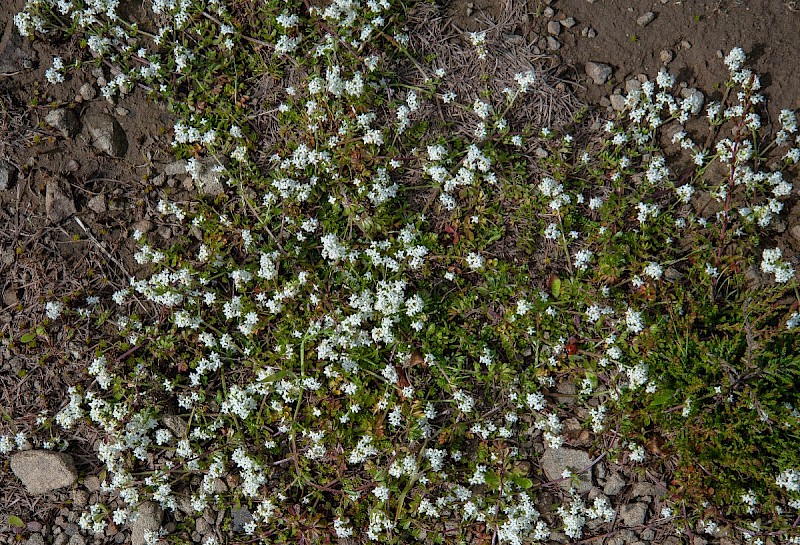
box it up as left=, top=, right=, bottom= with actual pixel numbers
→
left=637, top=11, right=656, bottom=27
left=619, top=502, right=648, bottom=527
left=26, top=535, right=45, bottom=545
left=680, top=39, right=692, bottom=50
left=45, top=109, right=80, bottom=138
left=547, top=21, right=561, bottom=36
left=660, top=49, right=674, bottom=64
left=10, top=451, right=78, bottom=495
left=587, top=27, right=597, bottom=38
left=87, top=195, right=107, bottom=214
left=547, top=36, right=561, bottom=50
left=585, top=61, right=613, bottom=85
left=129, top=502, right=163, bottom=545
left=610, top=94, right=626, bottom=111
left=561, top=16, right=576, bottom=28
left=79, top=82, right=96, bottom=101
left=625, top=79, right=642, bottom=94
left=790, top=224, right=800, bottom=242
left=83, top=112, right=128, bottom=158
left=0, top=159, right=17, bottom=191
left=83, top=475, right=101, bottom=492
left=45, top=180, right=77, bottom=224
left=543, top=7, right=554, bottom=17
left=71, top=489, right=89, bottom=508
left=603, top=472, right=627, bottom=495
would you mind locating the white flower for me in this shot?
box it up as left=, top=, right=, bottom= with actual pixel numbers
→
left=466, top=252, right=485, bottom=270
left=626, top=308, right=644, bottom=334
left=45, top=301, right=64, bottom=320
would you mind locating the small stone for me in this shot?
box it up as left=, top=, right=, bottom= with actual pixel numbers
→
left=79, top=83, right=96, bottom=101
left=631, top=481, right=657, bottom=500
left=54, top=534, right=67, bottom=545
left=625, top=79, right=642, bottom=94
left=637, top=11, right=656, bottom=27
left=610, top=94, right=626, bottom=111
left=115, top=107, right=130, bottom=117
left=130, top=502, right=162, bottom=545
left=603, top=472, right=626, bottom=495
left=83, top=113, right=128, bottom=157
left=641, top=529, right=656, bottom=541
left=0, top=159, right=17, bottom=191
left=680, top=40, right=692, bottom=50
left=83, top=476, right=101, bottom=492
left=87, top=195, right=106, bottom=214
left=67, top=534, right=85, bottom=545
left=680, top=87, right=705, bottom=114
left=543, top=7, right=554, bottom=17
left=10, top=451, right=78, bottom=495
left=660, top=49, right=674, bottom=64
left=26, top=534, right=45, bottom=545
left=162, top=414, right=188, bottom=437
left=547, top=21, right=561, bottom=36
left=466, top=2, right=473, bottom=16
left=45, top=109, right=80, bottom=138
left=587, top=27, right=597, bottom=38
left=213, top=478, right=228, bottom=494
left=540, top=448, right=592, bottom=493
left=26, top=522, right=43, bottom=533
left=196, top=518, right=211, bottom=536
left=561, top=16, right=576, bottom=28
left=72, top=489, right=89, bottom=508
left=132, top=219, right=154, bottom=234
left=585, top=61, right=612, bottom=85
left=790, top=224, right=800, bottom=242
left=230, top=507, right=253, bottom=533
left=619, top=502, right=648, bottom=527
left=46, top=180, right=76, bottom=224
left=164, top=160, right=187, bottom=176
left=546, top=36, right=561, bottom=50
left=502, top=32, right=524, bottom=45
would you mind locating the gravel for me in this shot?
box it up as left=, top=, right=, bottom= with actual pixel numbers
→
left=585, top=61, right=612, bottom=85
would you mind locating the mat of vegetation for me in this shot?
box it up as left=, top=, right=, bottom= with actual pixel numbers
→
left=1, top=1, right=799, bottom=545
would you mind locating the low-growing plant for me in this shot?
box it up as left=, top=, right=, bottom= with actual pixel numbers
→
left=2, top=0, right=799, bottom=544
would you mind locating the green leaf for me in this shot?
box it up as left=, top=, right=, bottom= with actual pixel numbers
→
left=8, top=515, right=24, bottom=528
left=551, top=277, right=561, bottom=299
left=484, top=471, right=501, bottom=490
left=20, top=332, right=36, bottom=343
left=512, top=476, right=533, bottom=489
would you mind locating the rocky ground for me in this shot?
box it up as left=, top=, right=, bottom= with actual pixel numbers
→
left=1, top=0, right=799, bottom=544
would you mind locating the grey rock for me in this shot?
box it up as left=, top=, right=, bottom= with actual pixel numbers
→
left=790, top=224, right=800, bottom=242
left=196, top=517, right=211, bottom=536
left=603, top=471, right=626, bottom=495
left=619, top=502, right=648, bottom=527
left=190, top=157, right=227, bottom=197
left=540, top=447, right=592, bottom=493
left=641, top=529, right=656, bottom=541
left=83, top=476, right=101, bottom=492
left=543, top=7, right=554, bottom=17
left=680, top=40, right=692, bottom=50
left=54, top=534, right=67, bottom=545
left=660, top=49, right=674, bottom=64
left=46, top=180, right=76, bottom=224
left=79, top=83, right=96, bottom=101
left=162, top=414, right=188, bottom=437
left=610, top=94, right=626, bottom=111
left=132, top=219, right=154, bottom=234
left=84, top=113, right=128, bottom=157
left=0, top=159, right=17, bottom=191
left=585, top=61, right=612, bottom=85
left=230, top=507, right=253, bottom=533
left=65, top=523, right=79, bottom=536
left=547, top=21, right=561, bottom=36
left=561, top=17, right=576, bottom=28
left=114, top=533, right=126, bottom=544
left=87, top=195, right=106, bottom=214
left=26, top=535, right=45, bottom=545
left=67, top=534, right=85, bottom=545
left=10, top=450, right=78, bottom=495
left=45, top=109, right=80, bottom=138
left=680, top=87, right=705, bottom=114
left=72, top=489, right=89, bottom=508
left=625, top=79, right=642, bottom=94
left=130, top=502, right=162, bottom=545
left=587, top=27, right=597, bottom=38
left=164, top=160, right=187, bottom=176
left=630, top=481, right=657, bottom=500
left=637, top=11, right=656, bottom=27
left=546, top=36, right=561, bottom=51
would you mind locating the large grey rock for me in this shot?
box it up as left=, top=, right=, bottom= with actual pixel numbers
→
left=619, top=502, right=648, bottom=527
left=0, top=159, right=17, bottom=191
left=610, top=94, right=626, bottom=111
left=130, top=502, right=162, bottom=545
left=84, top=113, right=127, bottom=157
left=10, top=450, right=78, bottom=495
left=230, top=506, right=253, bottom=532
left=680, top=87, right=705, bottom=114
left=45, top=109, right=80, bottom=138
left=188, top=157, right=226, bottom=197
left=585, top=61, right=612, bottom=85
left=162, top=414, right=187, bottom=437
left=637, top=11, right=656, bottom=27
left=46, top=180, right=76, bottom=223
left=540, top=447, right=592, bottom=493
